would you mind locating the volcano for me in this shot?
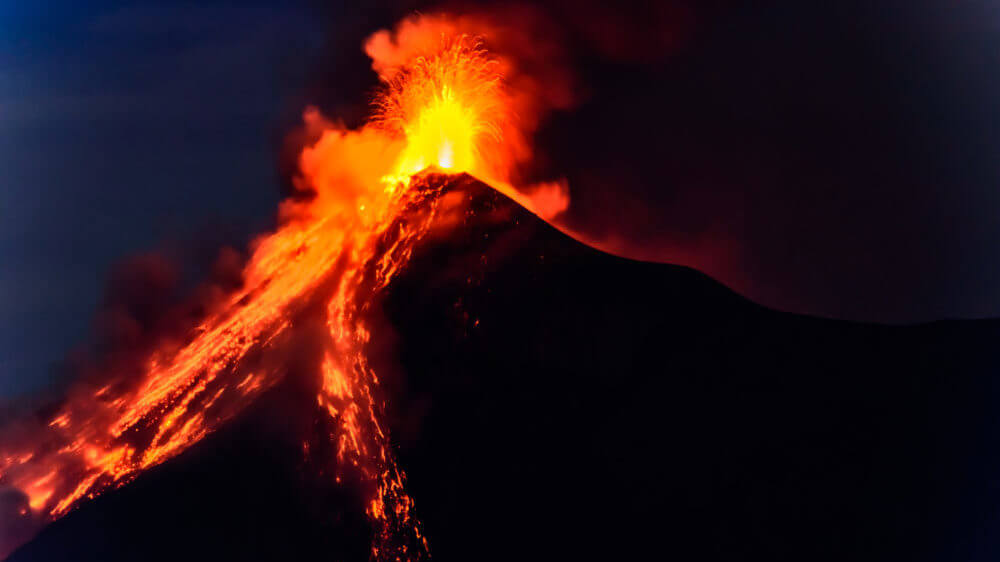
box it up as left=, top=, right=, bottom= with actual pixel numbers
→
left=6, top=11, right=1000, bottom=562
left=8, top=176, right=1000, bottom=562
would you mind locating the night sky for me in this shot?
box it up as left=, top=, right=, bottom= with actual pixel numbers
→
left=5, top=0, right=1000, bottom=396
left=1, top=0, right=322, bottom=395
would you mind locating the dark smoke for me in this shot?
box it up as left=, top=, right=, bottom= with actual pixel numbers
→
left=298, top=0, right=1000, bottom=323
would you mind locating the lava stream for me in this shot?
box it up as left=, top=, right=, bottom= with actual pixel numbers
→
left=0, top=15, right=568, bottom=561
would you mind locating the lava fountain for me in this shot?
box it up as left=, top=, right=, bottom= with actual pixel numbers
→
left=0, top=13, right=570, bottom=561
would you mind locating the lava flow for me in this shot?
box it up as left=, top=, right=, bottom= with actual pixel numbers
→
left=0, top=13, right=570, bottom=561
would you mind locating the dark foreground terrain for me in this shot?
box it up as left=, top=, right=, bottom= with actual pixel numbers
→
left=11, top=179, right=1000, bottom=561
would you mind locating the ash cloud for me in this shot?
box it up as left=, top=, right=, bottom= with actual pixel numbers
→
left=339, top=0, right=1000, bottom=323
left=19, top=244, right=252, bottom=410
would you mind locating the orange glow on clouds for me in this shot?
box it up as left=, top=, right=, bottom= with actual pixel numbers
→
left=0, top=12, right=571, bottom=560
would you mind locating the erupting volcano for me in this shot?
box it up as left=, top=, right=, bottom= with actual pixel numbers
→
left=10, top=6, right=1000, bottom=562
left=0, top=14, right=570, bottom=560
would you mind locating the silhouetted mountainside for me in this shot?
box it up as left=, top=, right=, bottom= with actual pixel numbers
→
left=12, top=177, right=1000, bottom=561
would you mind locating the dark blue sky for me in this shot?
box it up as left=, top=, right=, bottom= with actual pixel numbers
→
left=1, top=0, right=324, bottom=395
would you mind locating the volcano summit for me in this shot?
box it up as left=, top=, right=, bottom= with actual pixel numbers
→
left=9, top=176, right=1000, bottom=561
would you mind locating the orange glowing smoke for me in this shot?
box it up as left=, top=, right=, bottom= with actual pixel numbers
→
left=0, top=12, right=571, bottom=560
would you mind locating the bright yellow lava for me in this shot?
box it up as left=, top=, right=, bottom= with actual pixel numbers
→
left=394, top=86, right=484, bottom=177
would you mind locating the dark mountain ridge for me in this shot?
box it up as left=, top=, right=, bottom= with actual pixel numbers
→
left=11, top=177, right=1000, bottom=561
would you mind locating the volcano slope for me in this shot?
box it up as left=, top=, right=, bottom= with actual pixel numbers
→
left=10, top=176, right=1000, bottom=561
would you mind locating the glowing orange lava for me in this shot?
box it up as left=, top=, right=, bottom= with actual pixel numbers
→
left=0, top=14, right=569, bottom=561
